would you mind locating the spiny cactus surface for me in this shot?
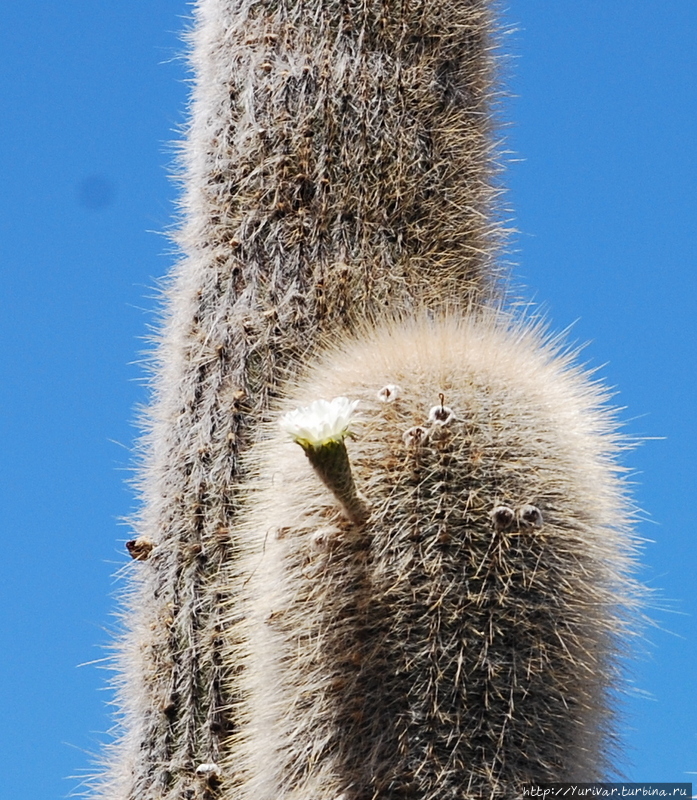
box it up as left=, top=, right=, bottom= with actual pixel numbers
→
left=186, top=0, right=505, bottom=336
left=232, top=315, right=640, bottom=799
left=95, top=1, right=504, bottom=798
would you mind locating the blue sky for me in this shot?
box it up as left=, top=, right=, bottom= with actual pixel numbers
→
left=0, top=2, right=694, bottom=797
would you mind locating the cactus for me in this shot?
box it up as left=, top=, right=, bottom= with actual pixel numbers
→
left=94, top=1, right=505, bottom=799
left=229, top=314, right=640, bottom=798
left=94, top=1, right=643, bottom=798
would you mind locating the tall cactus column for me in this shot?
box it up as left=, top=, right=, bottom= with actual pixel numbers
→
left=96, top=1, right=503, bottom=799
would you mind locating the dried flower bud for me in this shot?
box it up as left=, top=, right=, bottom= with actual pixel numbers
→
left=517, top=504, right=544, bottom=528
left=126, top=538, right=154, bottom=561
left=195, top=763, right=220, bottom=778
left=489, top=506, right=515, bottom=531
left=428, top=393, right=456, bottom=426
left=402, top=426, right=430, bottom=447
left=377, top=384, right=401, bottom=403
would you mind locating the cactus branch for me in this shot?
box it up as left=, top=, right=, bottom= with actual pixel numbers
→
left=94, top=1, right=504, bottom=797
left=230, top=315, right=641, bottom=798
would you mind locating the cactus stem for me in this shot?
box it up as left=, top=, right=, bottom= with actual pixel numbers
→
left=300, top=439, right=368, bottom=526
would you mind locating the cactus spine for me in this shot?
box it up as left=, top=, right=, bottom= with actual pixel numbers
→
left=231, top=316, right=639, bottom=798
left=95, top=1, right=504, bottom=799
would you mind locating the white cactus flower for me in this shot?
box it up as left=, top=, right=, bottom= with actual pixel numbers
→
left=280, top=397, right=359, bottom=447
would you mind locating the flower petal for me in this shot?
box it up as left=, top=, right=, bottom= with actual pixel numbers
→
left=280, top=397, right=359, bottom=446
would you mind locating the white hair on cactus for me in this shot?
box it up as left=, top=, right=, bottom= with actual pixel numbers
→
left=376, top=384, right=401, bottom=403
left=194, top=763, right=220, bottom=778
left=280, top=397, right=359, bottom=448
